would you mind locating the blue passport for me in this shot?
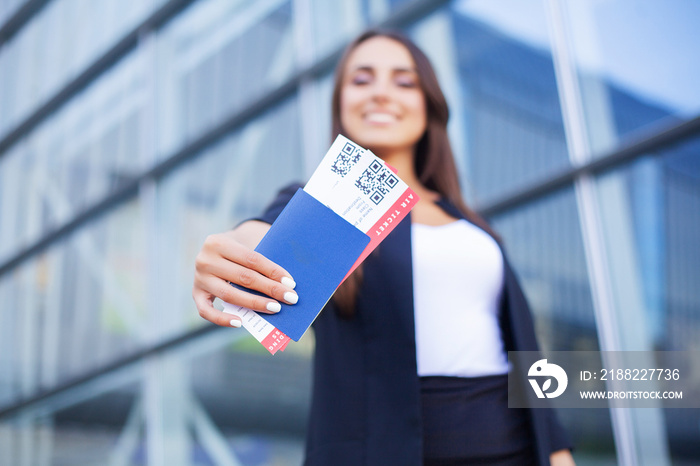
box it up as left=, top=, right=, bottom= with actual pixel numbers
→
left=246, top=188, right=370, bottom=341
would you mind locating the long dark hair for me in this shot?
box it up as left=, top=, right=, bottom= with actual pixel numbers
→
left=331, top=29, right=497, bottom=316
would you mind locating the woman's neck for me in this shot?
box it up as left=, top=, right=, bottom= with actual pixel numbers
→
left=374, top=146, right=458, bottom=225
left=376, top=147, right=436, bottom=202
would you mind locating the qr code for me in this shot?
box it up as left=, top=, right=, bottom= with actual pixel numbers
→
left=330, top=142, right=361, bottom=177
left=355, top=160, right=399, bottom=205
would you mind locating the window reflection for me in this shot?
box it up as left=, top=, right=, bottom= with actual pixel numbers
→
left=414, top=2, right=570, bottom=205
left=595, top=138, right=700, bottom=463
left=0, top=0, right=162, bottom=139
left=156, top=0, right=295, bottom=159
left=563, top=0, right=700, bottom=154
left=0, top=49, right=148, bottom=262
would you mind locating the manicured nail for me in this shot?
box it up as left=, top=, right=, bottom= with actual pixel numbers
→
left=230, top=319, right=241, bottom=328
left=281, top=276, right=296, bottom=289
left=266, top=302, right=282, bottom=313
left=283, top=291, right=298, bottom=304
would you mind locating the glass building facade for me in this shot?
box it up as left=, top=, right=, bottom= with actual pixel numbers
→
left=0, top=0, right=698, bottom=464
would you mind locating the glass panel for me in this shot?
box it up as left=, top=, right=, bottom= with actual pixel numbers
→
left=0, top=143, right=26, bottom=263
left=155, top=0, right=296, bottom=159
left=413, top=1, right=570, bottom=205
left=562, top=0, right=700, bottom=155
left=0, top=0, right=26, bottom=26
left=0, top=363, right=141, bottom=465
left=189, top=330, right=312, bottom=465
left=0, top=0, right=163, bottom=140
left=0, top=48, right=148, bottom=263
left=152, top=95, right=303, bottom=343
left=308, top=0, right=364, bottom=60
left=0, top=323, right=312, bottom=464
left=0, top=92, right=302, bottom=406
left=490, top=187, right=617, bottom=464
left=0, top=257, right=20, bottom=407
left=595, top=137, right=700, bottom=464
left=306, top=0, right=445, bottom=68
left=0, top=197, right=146, bottom=408
left=299, top=71, right=335, bottom=175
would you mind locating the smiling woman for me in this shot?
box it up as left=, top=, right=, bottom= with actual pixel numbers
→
left=339, top=36, right=427, bottom=158
left=193, top=29, right=575, bottom=466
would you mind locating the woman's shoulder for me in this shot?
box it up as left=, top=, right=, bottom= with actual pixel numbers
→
left=256, top=181, right=305, bottom=224
left=273, top=182, right=305, bottom=201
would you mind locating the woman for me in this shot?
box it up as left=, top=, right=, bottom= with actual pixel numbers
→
left=193, top=30, right=575, bottom=465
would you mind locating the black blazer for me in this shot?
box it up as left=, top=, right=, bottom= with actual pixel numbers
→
left=256, top=184, right=571, bottom=465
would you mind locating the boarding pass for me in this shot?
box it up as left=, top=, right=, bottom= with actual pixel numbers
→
left=224, top=135, right=418, bottom=354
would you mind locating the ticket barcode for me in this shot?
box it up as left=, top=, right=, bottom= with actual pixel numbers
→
left=330, top=141, right=362, bottom=177
left=354, top=161, right=399, bottom=205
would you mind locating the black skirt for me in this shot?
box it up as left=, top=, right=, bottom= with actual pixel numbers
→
left=420, top=374, right=537, bottom=465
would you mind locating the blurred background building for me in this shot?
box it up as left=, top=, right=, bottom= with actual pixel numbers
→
left=0, top=0, right=698, bottom=464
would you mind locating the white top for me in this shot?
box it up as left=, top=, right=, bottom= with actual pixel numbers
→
left=411, top=219, right=509, bottom=377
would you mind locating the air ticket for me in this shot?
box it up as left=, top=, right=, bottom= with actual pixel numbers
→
left=304, top=135, right=418, bottom=279
left=222, top=303, right=290, bottom=354
left=304, top=135, right=416, bottom=235
left=223, top=135, right=418, bottom=354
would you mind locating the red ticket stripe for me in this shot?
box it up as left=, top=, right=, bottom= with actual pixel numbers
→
left=342, top=187, right=419, bottom=282
left=261, top=328, right=290, bottom=355
left=278, top=337, right=291, bottom=352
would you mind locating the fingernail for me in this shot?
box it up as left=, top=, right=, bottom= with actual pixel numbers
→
left=230, top=319, right=241, bottom=328
left=281, top=276, right=296, bottom=289
left=266, top=302, right=281, bottom=313
left=283, top=291, right=298, bottom=304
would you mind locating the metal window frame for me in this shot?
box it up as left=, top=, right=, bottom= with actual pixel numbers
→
left=479, top=115, right=700, bottom=218
left=0, top=323, right=222, bottom=418
left=0, top=0, right=452, bottom=276
left=0, top=0, right=196, bottom=156
left=0, top=0, right=49, bottom=45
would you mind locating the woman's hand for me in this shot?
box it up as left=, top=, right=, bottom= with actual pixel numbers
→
left=550, top=449, right=576, bottom=466
left=193, top=221, right=298, bottom=327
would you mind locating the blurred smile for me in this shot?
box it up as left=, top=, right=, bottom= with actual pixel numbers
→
left=364, top=111, right=399, bottom=124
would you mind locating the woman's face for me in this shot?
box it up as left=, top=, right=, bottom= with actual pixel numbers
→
left=340, top=36, right=427, bottom=156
